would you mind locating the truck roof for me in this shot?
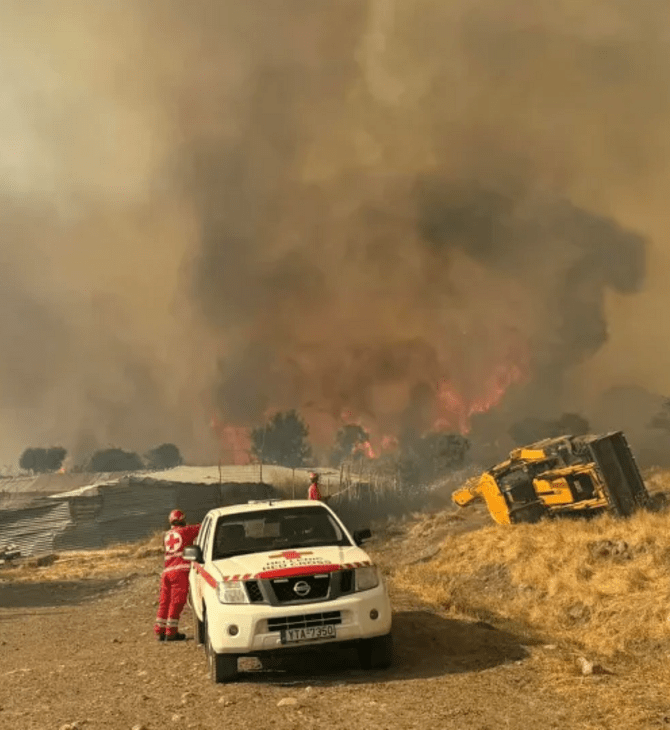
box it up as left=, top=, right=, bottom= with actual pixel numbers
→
left=203, top=499, right=330, bottom=520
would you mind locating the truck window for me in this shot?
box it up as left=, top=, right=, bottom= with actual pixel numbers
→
left=211, top=506, right=352, bottom=560
left=197, top=517, right=213, bottom=556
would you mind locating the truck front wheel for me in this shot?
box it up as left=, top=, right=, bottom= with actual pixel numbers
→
left=357, top=633, right=393, bottom=670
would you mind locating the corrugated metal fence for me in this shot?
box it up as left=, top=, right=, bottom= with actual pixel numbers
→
left=0, top=480, right=280, bottom=557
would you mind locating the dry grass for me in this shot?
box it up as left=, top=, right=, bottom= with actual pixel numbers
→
left=393, top=503, right=670, bottom=658
left=0, top=530, right=165, bottom=583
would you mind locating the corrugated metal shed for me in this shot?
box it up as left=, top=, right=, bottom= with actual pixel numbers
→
left=0, top=472, right=117, bottom=555
left=50, top=479, right=280, bottom=551
left=0, top=500, right=72, bottom=557
left=0, top=471, right=140, bottom=495
left=0, top=464, right=351, bottom=557
left=111, top=465, right=343, bottom=489
left=0, top=466, right=286, bottom=556
left=0, top=471, right=140, bottom=511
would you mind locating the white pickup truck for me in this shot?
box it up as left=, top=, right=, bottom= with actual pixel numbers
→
left=184, top=499, right=393, bottom=682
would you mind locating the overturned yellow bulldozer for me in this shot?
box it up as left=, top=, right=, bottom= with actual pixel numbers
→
left=452, top=431, right=650, bottom=525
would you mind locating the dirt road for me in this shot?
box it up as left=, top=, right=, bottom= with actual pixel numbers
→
left=0, top=531, right=668, bottom=730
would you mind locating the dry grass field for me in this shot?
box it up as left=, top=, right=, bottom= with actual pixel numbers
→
left=394, top=507, right=670, bottom=657
left=387, top=470, right=670, bottom=660
left=0, top=530, right=165, bottom=583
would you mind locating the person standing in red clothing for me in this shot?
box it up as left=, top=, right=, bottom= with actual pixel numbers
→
left=154, top=509, right=201, bottom=642
left=308, top=472, right=323, bottom=501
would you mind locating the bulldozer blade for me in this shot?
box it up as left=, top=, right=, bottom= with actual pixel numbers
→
left=588, top=432, right=648, bottom=517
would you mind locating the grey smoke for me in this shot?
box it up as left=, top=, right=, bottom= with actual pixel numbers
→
left=0, top=0, right=668, bottom=465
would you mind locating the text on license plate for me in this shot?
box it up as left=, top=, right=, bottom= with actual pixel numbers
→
left=281, top=625, right=337, bottom=644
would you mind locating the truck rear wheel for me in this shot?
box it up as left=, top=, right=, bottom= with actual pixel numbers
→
left=192, top=605, right=205, bottom=646
left=357, top=633, right=393, bottom=670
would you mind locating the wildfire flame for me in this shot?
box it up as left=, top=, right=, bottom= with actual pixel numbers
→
left=435, top=361, right=527, bottom=434
left=381, top=435, right=399, bottom=452
left=353, top=440, right=376, bottom=459
left=209, top=348, right=529, bottom=463
left=210, top=415, right=251, bottom=465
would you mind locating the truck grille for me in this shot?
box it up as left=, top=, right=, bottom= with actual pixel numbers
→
left=270, top=574, right=330, bottom=603
left=267, top=611, right=342, bottom=633
left=245, top=580, right=264, bottom=603
left=339, top=569, right=354, bottom=594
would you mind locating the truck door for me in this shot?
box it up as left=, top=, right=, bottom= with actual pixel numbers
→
left=191, top=517, right=212, bottom=612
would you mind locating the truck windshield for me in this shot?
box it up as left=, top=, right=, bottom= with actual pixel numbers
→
left=211, top=506, right=352, bottom=560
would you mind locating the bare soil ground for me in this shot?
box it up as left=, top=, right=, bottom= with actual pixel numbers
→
left=1, top=503, right=670, bottom=730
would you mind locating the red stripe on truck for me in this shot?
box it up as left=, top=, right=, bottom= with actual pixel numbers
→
left=255, top=564, right=342, bottom=580
left=194, top=563, right=218, bottom=588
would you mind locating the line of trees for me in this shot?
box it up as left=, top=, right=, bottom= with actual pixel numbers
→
left=19, top=447, right=67, bottom=474
left=17, top=409, right=473, bottom=484
left=249, top=409, right=470, bottom=485
left=18, top=442, right=184, bottom=474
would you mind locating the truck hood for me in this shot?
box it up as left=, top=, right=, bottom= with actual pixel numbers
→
left=209, top=545, right=372, bottom=581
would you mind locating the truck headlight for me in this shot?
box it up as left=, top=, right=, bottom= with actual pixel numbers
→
left=355, top=565, right=379, bottom=592
left=216, top=583, right=250, bottom=604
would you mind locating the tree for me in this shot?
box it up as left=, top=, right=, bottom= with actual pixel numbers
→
left=423, top=432, right=470, bottom=470
left=19, top=447, right=67, bottom=474
left=89, top=448, right=144, bottom=472
left=250, top=409, right=312, bottom=468
left=145, top=443, right=183, bottom=470
left=554, top=413, right=590, bottom=436
left=329, top=424, right=370, bottom=467
left=412, top=432, right=469, bottom=477
left=508, top=412, right=591, bottom=446
left=650, top=398, right=670, bottom=431
left=397, top=430, right=470, bottom=486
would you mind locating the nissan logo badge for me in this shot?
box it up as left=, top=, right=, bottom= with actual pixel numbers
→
left=293, top=580, right=311, bottom=597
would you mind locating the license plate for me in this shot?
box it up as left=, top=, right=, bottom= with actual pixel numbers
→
left=280, top=624, right=336, bottom=644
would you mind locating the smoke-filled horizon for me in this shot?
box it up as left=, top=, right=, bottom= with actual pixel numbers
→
left=1, top=0, right=669, bottom=466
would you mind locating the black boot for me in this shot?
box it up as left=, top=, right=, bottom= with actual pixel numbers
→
left=165, top=632, right=186, bottom=642
left=157, top=634, right=166, bottom=642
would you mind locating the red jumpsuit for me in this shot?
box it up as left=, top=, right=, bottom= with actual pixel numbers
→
left=154, top=523, right=201, bottom=638
left=308, top=482, right=322, bottom=500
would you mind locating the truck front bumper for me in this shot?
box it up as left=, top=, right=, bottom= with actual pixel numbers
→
left=206, top=583, right=392, bottom=654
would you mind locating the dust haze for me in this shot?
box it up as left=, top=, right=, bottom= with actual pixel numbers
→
left=1, top=0, right=669, bottom=466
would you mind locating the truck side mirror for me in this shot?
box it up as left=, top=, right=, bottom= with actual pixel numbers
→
left=183, top=545, right=204, bottom=563
left=353, top=528, right=372, bottom=546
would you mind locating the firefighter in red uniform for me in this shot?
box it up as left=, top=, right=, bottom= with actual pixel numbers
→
left=154, top=509, right=201, bottom=642
left=308, top=472, right=326, bottom=501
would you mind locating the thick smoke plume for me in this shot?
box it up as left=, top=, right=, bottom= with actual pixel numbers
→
left=1, top=0, right=669, bottom=464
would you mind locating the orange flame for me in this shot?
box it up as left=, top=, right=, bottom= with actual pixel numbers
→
left=435, top=361, right=527, bottom=434
left=209, top=340, right=529, bottom=462
left=353, top=440, right=376, bottom=459
left=381, top=435, right=399, bottom=452
left=210, top=415, right=251, bottom=465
